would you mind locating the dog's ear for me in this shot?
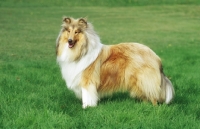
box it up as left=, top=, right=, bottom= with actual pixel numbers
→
left=63, top=17, right=71, bottom=24
left=78, top=18, right=87, bottom=28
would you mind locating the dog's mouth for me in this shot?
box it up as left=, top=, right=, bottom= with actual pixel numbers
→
left=68, top=39, right=76, bottom=48
left=68, top=42, right=75, bottom=48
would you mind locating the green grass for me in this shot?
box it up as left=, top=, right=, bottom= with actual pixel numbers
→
left=1, top=0, right=200, bottom=7
left=1, top=0, right=200, bottom=128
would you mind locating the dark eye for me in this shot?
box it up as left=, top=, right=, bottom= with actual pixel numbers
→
left=75, top=29, right=81, bottom=34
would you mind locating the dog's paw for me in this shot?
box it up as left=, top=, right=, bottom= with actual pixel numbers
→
left=82, top=103, right=88, bottom=109
left=82, top=102, right=97, bottom=109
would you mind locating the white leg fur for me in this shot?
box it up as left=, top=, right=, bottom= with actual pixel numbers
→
left=81, top=85, right=98, bottom=109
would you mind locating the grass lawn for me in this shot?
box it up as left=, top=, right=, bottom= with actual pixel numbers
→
left=1, top=1, right=200, bottom=128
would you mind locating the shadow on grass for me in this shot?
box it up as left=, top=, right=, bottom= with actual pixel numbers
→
left=58, top=92, right=138, bottom=116
left=59, top=91, right=176, bottom=113
left=58, top=92, right=83, bottom=116
left=173, top=95, right=189, bottom=105
left=58, top=84, right=199, bottom=116
left=99, top=92, right=148, bottom=106
left=173, top=80, right=200, bottom=105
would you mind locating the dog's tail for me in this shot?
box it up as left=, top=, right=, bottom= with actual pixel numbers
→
left=160, top=73, right=175, bottom=104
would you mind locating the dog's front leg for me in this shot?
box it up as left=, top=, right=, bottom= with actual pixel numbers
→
left=81, top=84, right=98, bottom=109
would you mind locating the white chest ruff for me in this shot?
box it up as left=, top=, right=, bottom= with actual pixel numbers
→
left=57, top=43, right=103, bottom=90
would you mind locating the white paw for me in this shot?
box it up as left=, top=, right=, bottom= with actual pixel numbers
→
left=82, top=101, right=97, bottom=109
left=82, top=103, right=88, bottom=109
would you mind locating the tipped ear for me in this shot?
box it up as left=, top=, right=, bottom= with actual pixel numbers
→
left=78, top=18, right=87, bottom=28
left=63, top=17, right=71, bottom=24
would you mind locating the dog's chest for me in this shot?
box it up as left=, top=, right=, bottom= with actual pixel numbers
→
left=57, top=43, right=103, bottom=89
left=59, top=61, right=82, bottom=89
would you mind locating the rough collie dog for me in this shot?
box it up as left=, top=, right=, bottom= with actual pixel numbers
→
left=56, top=17, right=174, bottom=109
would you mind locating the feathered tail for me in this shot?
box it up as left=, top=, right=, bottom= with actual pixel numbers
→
left=160, top=73, right=175, bottom=104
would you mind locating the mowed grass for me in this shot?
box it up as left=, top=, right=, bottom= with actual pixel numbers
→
left=1, top=1, right=200, bottom=128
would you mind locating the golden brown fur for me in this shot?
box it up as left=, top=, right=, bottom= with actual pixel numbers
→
left=56, top=17, right=175, bottom=108
left=81, top=43, right=163, bottom=104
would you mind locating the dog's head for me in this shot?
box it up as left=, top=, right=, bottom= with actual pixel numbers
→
left=56, top=17, right=90, bottom=61
left=61, top=17, right=87, bottom=48
left=56, top=17, right=102, bottom=62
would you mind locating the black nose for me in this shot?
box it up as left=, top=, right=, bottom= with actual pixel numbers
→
left=68, top=39, right=73, bottom=44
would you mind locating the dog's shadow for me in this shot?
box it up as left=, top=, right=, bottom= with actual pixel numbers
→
left=59, top=86, right=193, bottom=116
left=99, top=92, right=142, bottom=104
left=57, top=92, right=83, bottom=115
left=171, top=83, right=197, bottom=105
left=59, top=92, right=137, bottom=114
left=99, top=90, right=191, bottom=106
